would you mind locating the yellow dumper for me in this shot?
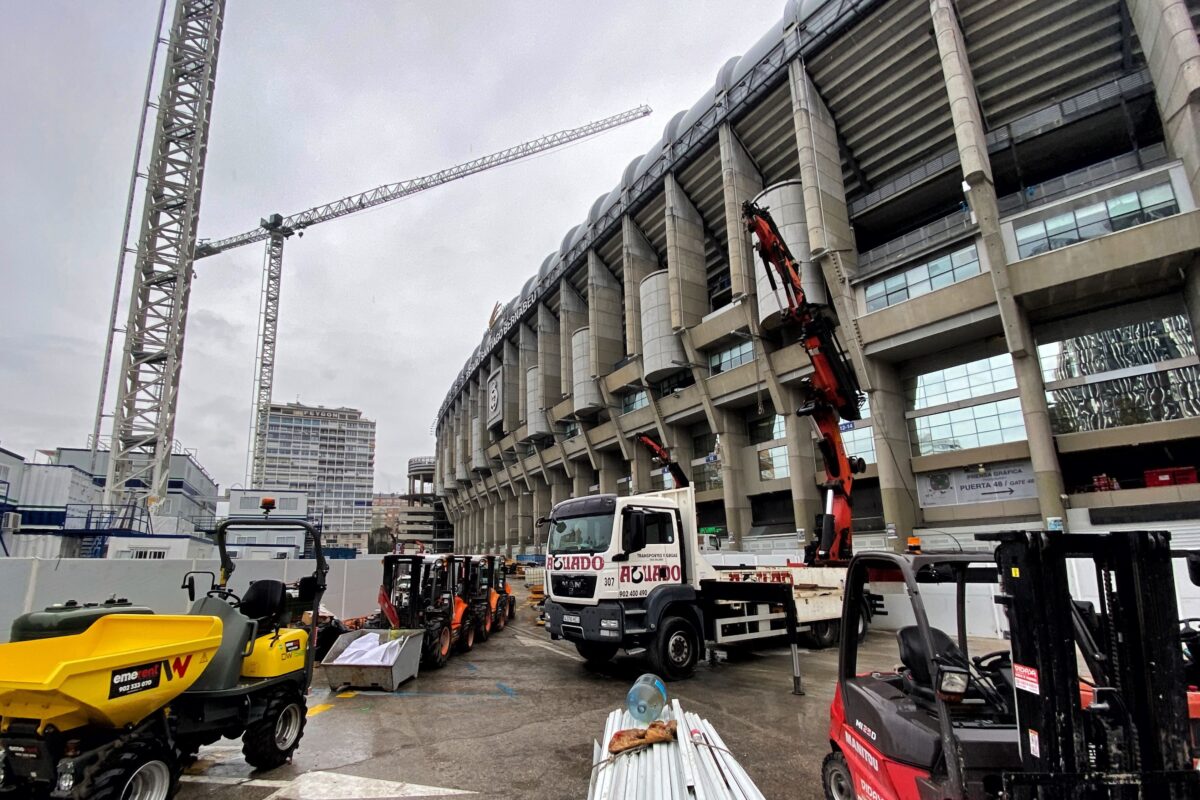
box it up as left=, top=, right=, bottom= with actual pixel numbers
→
left=0, top=499, right=327, bottom=800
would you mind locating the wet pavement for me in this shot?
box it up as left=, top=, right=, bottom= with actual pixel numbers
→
left=177, top=587, right=990, bottom=799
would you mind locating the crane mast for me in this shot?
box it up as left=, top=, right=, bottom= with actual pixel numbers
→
left=742, top=200, right=865, bottom=564
left=193, top=105, right=652, bottom=487
left=103, top=0, right=225, bottom=507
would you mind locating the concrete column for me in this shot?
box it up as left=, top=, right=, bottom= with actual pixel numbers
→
left=518, top=323, right=537, bottom=424
left=504, top=493, right=516, bottom=557
left=664, top=173, right=709, bottom=330
left=783, top=406, right=823, bottom=541
left=718, top=123, right=764, bottom=299
left=868, top=363, right=919, bottom=544
left=516, top=490, right=533, bottom=554
left=559, top=280, right=588, bottom=401
left=588, top=251, right=625, bottom=377
left=716, top=410, right=752, bottom=549
left=1128, top=0, right=1200, bottom=198
left=597, top=450, right=623, bottom=494
left=622, top=216, right=658, bottom=355
left=536, top=304, right=561, bottom=406
left=572, top=461, right=593, bottom=497
left=548, top=468, right=570, bottom=506
left=631, top=441, right=653, bottom=495
left=502, top=339, right=520, bottom=433
left=932, top=0, right=1065, bottom=525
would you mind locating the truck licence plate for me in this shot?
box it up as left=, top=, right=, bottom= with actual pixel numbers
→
left=563, top=614, right=581, bottom=624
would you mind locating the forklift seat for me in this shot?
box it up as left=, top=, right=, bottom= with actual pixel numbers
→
left=240, top=579, right=290, bottom=631
left=898, top=626, right=963, bottom=700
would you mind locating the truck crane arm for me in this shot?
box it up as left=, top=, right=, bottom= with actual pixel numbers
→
left=742, top=200, right=865, bottom=564
left=634, top=433, right=690, bottom=490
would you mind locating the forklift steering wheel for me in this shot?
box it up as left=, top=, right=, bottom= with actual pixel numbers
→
left=207, top=587, right=242, bottom=606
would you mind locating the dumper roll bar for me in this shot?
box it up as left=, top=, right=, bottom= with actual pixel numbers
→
left=213, top=515, right=329, bottom=686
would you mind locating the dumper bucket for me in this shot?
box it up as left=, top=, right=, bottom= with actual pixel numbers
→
left=0, top=614, right=222, bottom=733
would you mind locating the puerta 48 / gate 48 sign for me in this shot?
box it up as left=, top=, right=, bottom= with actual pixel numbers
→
left=917, top=459, right=1037, bottom=508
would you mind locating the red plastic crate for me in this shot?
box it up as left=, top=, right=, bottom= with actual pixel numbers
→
left=1171, top=467, right=1198, bottom=485
left=1144, top=467, right=1198, bottom=487
left=1145, top=468, right=1176, bottom=487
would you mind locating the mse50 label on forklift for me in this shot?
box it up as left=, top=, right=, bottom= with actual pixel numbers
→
left=109, top=661, right=162, bottom=699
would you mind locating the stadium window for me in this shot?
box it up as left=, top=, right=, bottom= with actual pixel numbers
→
left=864, top=244, right=981, bottom=312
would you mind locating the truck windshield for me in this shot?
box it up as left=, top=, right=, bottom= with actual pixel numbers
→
left=547, top=514, right=614, bottom=554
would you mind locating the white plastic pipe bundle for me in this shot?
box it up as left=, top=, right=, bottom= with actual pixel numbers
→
left=587, top=699, right=765, bottom=800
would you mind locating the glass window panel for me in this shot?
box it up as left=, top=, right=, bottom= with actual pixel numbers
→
left=1076, top=219, right=1112, bottom=240
left=1015, top=221, right=1045, bottom=243
left=1044, top=212, right=1076, bottom=237
left=865, top=281, right=885, bottom=299
left=866, top=295, right=888, bottom=312
left=1106, top=192, right=1140, bottom=218
left=951, top=245, right=978, bottom=267
left=1139, top=183, right=1174, bottom=208
left=926, top=256, right=952, bottom=277
left=950, top=420, right=977, bottom=437
left=1074, top=201, right=1107, bottom=227
left=887, top=288, right=908, bottom=304
left=976, top=429, right=1003, bottom=447
left=930, top=270, right=956, bottom=290
left=906, top=263, right=930, bottom=283
left=1143, top=200, right=1179, bottom=220
left=953, top=261, right=981, bottom=281
left=884, top=273, right=907, bottom=291
left=908, top=279, right=932, bottom=298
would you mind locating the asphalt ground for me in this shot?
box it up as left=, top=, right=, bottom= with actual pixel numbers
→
left=176, top=586, right=1005, bottom=800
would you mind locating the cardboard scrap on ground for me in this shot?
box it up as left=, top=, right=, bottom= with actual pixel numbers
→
left=607, top=720, right=678, bottom=754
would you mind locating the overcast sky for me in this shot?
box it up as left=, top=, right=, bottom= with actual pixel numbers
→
left=1, top=1, right=787, bottom=493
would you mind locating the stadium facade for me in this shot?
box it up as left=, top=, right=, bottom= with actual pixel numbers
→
left=434, top=0, right=1200, bottom=554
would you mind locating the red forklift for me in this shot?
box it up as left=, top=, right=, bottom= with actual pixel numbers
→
left=824, top=530, right=1200, bottom=799
left=478, top=555, right=516, bottom=633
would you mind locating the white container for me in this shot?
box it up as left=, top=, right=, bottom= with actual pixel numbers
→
left=320, top=628, right=422, bottom=691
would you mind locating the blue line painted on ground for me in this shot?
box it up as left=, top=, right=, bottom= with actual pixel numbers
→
left=464, top=662, right=478, bottom=672
left=495, top=682, right=517, bottom=698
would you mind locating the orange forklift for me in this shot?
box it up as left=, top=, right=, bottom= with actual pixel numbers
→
left=479, top=555, right=516, bottom=634
left=376, top=553, right=476, bottom=669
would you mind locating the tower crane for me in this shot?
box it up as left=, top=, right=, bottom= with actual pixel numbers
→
left=193, top=105, right=652, bottom=489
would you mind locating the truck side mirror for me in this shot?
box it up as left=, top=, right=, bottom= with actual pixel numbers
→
left=1188, top=553, right=1200, bottom=587
left=183, top=574, right=196, bottom=602
left=625, top=511, right=647, bottom=556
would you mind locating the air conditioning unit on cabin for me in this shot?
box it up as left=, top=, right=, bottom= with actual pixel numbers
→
left=1, top=512, right=20, bottom=533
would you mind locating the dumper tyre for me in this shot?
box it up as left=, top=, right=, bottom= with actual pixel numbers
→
left=651, top=616, right=699, bottom=680
left=242, top=689, right=306, bottom=771
left=575, top=641, right=618, bottom=665
left=507, top=597, right=516, bottom=621
left=822, top=751, right=854, bottom=800
left=74, top=737, right=179, bottom=800
left=422, top=623, right=451, bottom=669
left=494, top=610, right=507, bottom=632
left=477, top=610, right=492, bottom=642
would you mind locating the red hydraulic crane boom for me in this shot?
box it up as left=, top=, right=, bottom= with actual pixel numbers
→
left=634, top=433, right=690, bottom=490
left=742, top=200, right=865, bottom=564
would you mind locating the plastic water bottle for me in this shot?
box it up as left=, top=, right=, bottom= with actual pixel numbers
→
left=626, top=673, right=667, bottom=724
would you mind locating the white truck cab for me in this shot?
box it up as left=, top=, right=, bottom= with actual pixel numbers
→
left=543, top=487, right=853, bottom=679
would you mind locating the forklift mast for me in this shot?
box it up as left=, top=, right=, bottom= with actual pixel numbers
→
left=985, top=530, right=1198, bottom=799
left=742, top=201, right=864, bottom=563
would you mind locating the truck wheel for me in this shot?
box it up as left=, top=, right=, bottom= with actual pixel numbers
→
left=76, top=738, right=178, bottom=800
left=507, top=597, right=516, bottom=620
left=574, top=641, right=619, bottom=665
left=652, top=616, right=699, bottom=680
left=495, top=610, right=507, bottom=632
left=478, top=611, right=492, bottom=643
left=802, top=620, right=839, bottom=649
left=423, top=624, right=451, bottom=669
left=242, top=690, right=306, bottom=770
left=822, top=751, right=855, bottom=800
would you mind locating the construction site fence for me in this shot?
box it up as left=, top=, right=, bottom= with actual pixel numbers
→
left=0, top=557, right=381, bottom=644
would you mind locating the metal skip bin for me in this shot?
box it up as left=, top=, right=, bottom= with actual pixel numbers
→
left=320, top=629, right=423, bottom=692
